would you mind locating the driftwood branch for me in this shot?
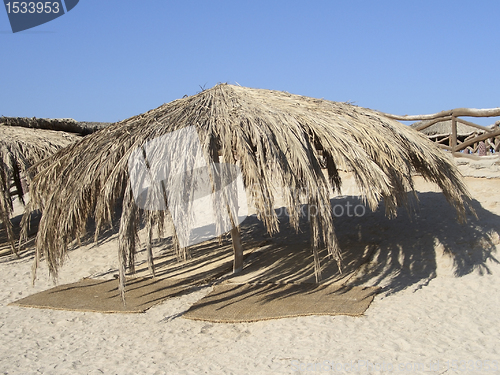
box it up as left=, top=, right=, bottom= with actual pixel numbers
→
left=380, top=107, right=500, bottom=122
left=454, top=128, right=500, bottom=152
left=451, top=116, right=457, bottom=151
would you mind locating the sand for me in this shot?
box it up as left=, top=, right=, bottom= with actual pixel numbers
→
left=0, top=158, right=499, bottom=374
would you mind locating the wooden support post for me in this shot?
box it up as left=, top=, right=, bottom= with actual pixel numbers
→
left=451, top=115, right=457, bottom=152
left=146, top=222, right=155, bottom=277
left=231, top=226, right=243, bottom=274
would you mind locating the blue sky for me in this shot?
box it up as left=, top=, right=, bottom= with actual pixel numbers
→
left=1, top=1, right=499, bottom=124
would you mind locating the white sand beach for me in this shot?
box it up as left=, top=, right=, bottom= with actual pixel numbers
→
left=1, top=159, right=499, bottom=375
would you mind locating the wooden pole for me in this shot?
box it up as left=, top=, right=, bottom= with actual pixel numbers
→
left=231, top=226, right=243, bottom=273
left=451, top=115, right=457, bottom=152
left=145, top=220, right=155, bottom=277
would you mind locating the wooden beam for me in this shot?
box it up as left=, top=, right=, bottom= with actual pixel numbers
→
left=226, top=198, right=243, bottom=274
left=454, top=128, right=500, bottom=152
left=451, top=116, right=457, bottom=152
left=413, top=116, right=452, bottom=132
left=464, top=133, right=477, bottom=142
left=231, top=226, right=243, bottom=274
left=436, top=136, right=450, bottom=144
left=437, top=144, right=452, bottom=151
left=145, top=221, right=155, bottom=277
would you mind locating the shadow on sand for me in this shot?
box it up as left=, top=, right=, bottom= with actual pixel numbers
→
left=227, top=192, right=499, bottom=297
left=3, top=192, right=499, bottom=300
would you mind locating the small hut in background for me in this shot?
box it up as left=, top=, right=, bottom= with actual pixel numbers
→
left=0, top=116, right=110, bottom=135
left=411, top=119, right=499, bottom=154
left=0, top=117, right=110, bottom=255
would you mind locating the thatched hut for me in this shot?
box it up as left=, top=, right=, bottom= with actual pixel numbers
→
left=411, top=119, right=484, bottom=138
left=0, top=118, right=111, bottom=255
left=0, top=116, right=111, bottom=135
left=0, top=122, right=80, bottom=254
left=24, top=84, right=473, bottom=297
left=410, top=119, right=499, bottom=154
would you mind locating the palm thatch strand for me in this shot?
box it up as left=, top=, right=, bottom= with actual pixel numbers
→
left=0, top=123, right=80, bottom=254
left=23, top=84, right=474, bottom=297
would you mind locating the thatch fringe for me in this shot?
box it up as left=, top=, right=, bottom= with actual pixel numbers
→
left=23, top=84, right=474, bottom=295
left=0, top=124, right=80, bottom=254
left=1, top=116, right=111, bottom=135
